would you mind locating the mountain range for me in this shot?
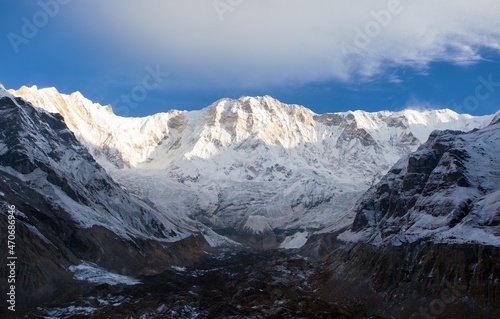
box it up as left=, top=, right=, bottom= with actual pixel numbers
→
left=8, top=85, right=496, bottom=248
left=1, top=83, right=499, bottom=317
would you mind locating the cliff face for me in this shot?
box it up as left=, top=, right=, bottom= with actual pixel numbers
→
left=310, top=241, right=500, bottom=318
left=344, top=119, right=500, bottom=246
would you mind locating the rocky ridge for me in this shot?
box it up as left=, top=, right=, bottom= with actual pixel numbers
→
left=0, top=87, right=209, bottom=315
left=303, top=115, right=500, bottom=318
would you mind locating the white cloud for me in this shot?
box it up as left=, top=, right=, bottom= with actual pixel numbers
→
left=69, top=0, right=500, bottom=89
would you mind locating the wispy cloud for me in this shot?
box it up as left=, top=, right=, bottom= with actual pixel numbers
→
left=67, top=0, right=500, bottom=89
left=403, top=95, right=446, bottom=112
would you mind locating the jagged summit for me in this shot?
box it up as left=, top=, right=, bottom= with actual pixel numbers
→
left=11, top=85, right=485, bottom=133
left=8, top=84, right=498, bottom=247
left=0, top=84, right=11, bottom=97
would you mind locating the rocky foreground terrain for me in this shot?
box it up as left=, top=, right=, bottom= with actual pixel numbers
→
left=31, top=249, right=358, bottom=319
left=23, top=242, right=500, bottom=318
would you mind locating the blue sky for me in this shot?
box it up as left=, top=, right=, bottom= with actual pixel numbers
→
left=1, top=0, right=500, bottom=117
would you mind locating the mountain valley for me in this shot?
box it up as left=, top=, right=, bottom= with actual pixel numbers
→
left=1, top=84, right=499, bottom=318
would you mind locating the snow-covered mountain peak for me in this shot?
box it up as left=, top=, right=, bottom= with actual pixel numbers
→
left=14, top=85, right=109, bottom=115
left=9, top=84, right=498, bottom=242
left=9, top=85, right=495, bottom=180
left=12, top=86, right=491, bottom=160
left=9, top=85, right=174, bottom=167
left=0, top=88, right=9, bottom=99
left=199, top=95, right=316, bottom=148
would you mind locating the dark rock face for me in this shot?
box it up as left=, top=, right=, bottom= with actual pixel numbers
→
left=351, top=125, right=499, bottom=237
left=0, top=94, right=209, bottom=315
left=337, top=123, right=378, bottom=148
left=311, top=121, right=500, bottom=317
left=313, top=241, right=500, bottom=319
left=314, top=113, right=345, bottom=126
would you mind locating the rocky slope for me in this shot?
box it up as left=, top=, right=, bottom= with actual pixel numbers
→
left=343, top=114, right=500, bottom=246
left=305, top=115, right=500, bottom=318
left=0, top=87, right=209, bottom=315
left=33, top=249, right=362, bottom=318
left=10, top=86, right=496, bottom=248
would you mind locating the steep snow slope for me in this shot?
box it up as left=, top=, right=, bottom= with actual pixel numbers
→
left=0, top=88, right=196, bottom=241
left=10, top=85, right=496, bottom=247
left=10, top=85, right=172, bottom=167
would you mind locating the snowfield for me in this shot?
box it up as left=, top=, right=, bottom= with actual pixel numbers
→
left=69, top=261, right=141, bottom=285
